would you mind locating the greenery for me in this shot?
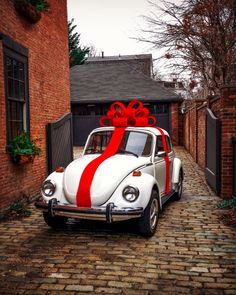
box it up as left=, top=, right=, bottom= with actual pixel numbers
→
left=68, top=19, right=90, bottom=67
left=27, top=0, right=49, bottom=11
left=10, top=202, right=31, bottom=217
left=9, top=131, right=41, bottom=158
left=218, top=197, right=236, bottom=210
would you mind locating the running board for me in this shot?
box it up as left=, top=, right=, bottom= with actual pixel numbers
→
left=161, top=190, right=175, bottom=205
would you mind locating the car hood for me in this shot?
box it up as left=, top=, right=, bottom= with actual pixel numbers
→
left=63, top=154, right=149, bottom=206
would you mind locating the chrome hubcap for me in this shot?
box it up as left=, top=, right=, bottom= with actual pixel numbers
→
left=150, top=198, right=158, bottom=230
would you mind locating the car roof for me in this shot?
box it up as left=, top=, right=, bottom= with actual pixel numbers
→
left=91, top=126, right=169, bottom=137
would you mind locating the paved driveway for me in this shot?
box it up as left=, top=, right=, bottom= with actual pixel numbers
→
left=0, top=147, right=236, bottom=294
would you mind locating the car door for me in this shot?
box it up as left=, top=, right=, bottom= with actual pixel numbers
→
left=165, top=135, right=174, bottom=189
left=154, top=136, right=166, bottom=196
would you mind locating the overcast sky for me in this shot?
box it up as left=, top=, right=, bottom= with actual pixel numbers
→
left=67, top=0, right=154, bottom=57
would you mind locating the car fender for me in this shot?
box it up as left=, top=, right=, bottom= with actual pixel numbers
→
left=172, top=157, right=183, bottom=184
left=104, top=172, right=161, bottom=210
left=41, top=172, right=68, bottom=204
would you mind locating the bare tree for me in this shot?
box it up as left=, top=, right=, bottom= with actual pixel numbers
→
left=138, top=0, right=236, bottom=93
left=87, top=44, right=98, bottom=57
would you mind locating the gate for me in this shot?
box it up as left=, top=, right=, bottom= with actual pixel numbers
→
left=73, top=113, right=170, bottom=146
left=46, top=113, right=73, bottom=174
left=205, top=108, right=221, bottom=194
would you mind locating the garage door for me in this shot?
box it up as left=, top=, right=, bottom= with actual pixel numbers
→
left=73, top=103, right=170, bottom=146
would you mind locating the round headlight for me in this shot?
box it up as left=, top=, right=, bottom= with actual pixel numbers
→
left=122, top=186, right=139, bottom=202
left=41, top=180, right=56, bottom=197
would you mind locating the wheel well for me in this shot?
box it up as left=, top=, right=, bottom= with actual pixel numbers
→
left=152, top=184, right=159, bottom=195
left=152, top=185, right=161, bottom=209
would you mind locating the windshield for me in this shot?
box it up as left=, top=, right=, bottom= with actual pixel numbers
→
left=85, top=130, right=153, bottom=157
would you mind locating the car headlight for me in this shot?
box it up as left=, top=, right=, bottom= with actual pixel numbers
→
left=41, top=180, right=56, bottom=197
left=122, top=186, right=139, bottom=202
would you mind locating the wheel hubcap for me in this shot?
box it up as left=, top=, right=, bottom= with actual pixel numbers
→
left=150, top=198, right=158, bottom=230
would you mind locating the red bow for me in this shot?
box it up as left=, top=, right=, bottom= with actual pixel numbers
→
left=99, top=100, right=156, bottom=127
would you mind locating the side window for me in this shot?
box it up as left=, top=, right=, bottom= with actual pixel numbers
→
left=165, top=136, right=172, bottom=153
left=3, top=38, right=29, bottom=142
left=155, top=136, right=164, bottom=155
left=155, top=135, right=172, bottom=155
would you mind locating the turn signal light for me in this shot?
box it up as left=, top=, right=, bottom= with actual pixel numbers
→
left=133, top=170, right=141, bottom=177
left=55, top=167, right=64, bottom=173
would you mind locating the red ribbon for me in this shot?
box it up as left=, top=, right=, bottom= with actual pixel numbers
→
left=155, top=127, right=170, bottom=195
left=100, top=100, right=156, bottom=127
left=76, top=100, right=170, bottom=208
left=76, top=128, right=125, bottom=207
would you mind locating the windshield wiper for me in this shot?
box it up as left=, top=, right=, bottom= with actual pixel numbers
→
left=117, top=149, right=139, bottom=158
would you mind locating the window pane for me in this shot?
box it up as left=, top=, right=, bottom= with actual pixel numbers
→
left=13, top=59, right=19, bottom=79
left=18, top=62, right=24, bottom=81
left=157, top=136, right=164, bottom=151
left=85, top=131, right=152, bottom=157
left=11, top=121, right=18, bottom=139
left=7, top=57, right=13, bottom=78
left=9, top=101, right=24, bottom=139
left=8, top=78, right=14, bottom=97
left=17, top=102, right=23, bottom=121
left=19, top=82, right=25, bottom=99
left=10, top=101, right=17, bottom=121
left=13, top=80, right=19, bottom=99
left=165, top=136, right=172, bottom=153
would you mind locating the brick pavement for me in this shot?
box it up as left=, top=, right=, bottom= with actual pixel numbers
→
left=0, top=147, right=236, bottom=294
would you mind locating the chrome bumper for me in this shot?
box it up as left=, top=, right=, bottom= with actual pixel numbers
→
left=35, top=199, right=143, bottom=223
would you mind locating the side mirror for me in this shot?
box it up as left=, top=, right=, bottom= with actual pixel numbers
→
left=157, top=151, right=166, bottom=158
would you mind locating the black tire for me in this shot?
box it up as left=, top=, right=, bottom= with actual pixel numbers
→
left=137, top=189, right=159, bottom=237
left=174, top=170, right=183, bottom=201
left=43, top=212, right=68, bottom=228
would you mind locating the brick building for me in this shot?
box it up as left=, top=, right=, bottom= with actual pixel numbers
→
left=0, top=0, right=70, bottom=213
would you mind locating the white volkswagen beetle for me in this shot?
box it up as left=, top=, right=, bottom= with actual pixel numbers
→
left=36, top=126, right=183, bottom=237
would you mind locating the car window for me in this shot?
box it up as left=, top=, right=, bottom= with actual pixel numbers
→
left=85, top=130, right=152, bottom=157
left=155, top=136, right=164, bottom=155
left=85, top=131, right=113, bottom=154
left=165, top=136, right=172, bottom=153
left=155, top=135, right=172, bottom=155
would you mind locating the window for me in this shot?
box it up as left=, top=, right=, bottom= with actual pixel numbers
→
left=165, top=136, right=173, bottom=153
left=3, top=37, right=29, bottom=142
left=155, top=135, right=172, bottom=155
left=85, top=130, right=153, bottom=157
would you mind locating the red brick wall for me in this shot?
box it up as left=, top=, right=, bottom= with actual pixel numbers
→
left=0, top=0, right=70, bottom=210
left=181, top=87, right=236, bottom=199
left=189, top=108, right=197, bottom=161
left=220, top=86, right=236, bottom=198
left=170, top=103, right=179, bottom=145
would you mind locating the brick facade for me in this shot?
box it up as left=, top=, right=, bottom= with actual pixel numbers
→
left=182, top=86, right=236, bottom=199
left=170, top=102, right=180, bottom=145
left=0, top=0, right=70, bottom=211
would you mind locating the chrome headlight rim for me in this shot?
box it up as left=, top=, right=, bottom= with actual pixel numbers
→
left=41, top=179, right=56, bottom=197
left=122, top=185, right=139, bottom=202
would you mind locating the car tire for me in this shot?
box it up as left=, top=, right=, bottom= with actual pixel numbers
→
left=174, top=170, right=183, bottom=201
left=137, top=189, right=159, bottom=237
left=43, top=212, right=68, bottom=228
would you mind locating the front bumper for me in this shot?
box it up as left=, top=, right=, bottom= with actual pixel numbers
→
left=35, top=199, right=143, bottom=223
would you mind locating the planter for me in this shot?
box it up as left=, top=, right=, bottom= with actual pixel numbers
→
left=14, top=0, right=41, bottom=23
left=12, top=154, right=35, bottom=165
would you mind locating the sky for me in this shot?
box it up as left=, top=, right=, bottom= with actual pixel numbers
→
left=67, top=0, right=154, bottom=57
